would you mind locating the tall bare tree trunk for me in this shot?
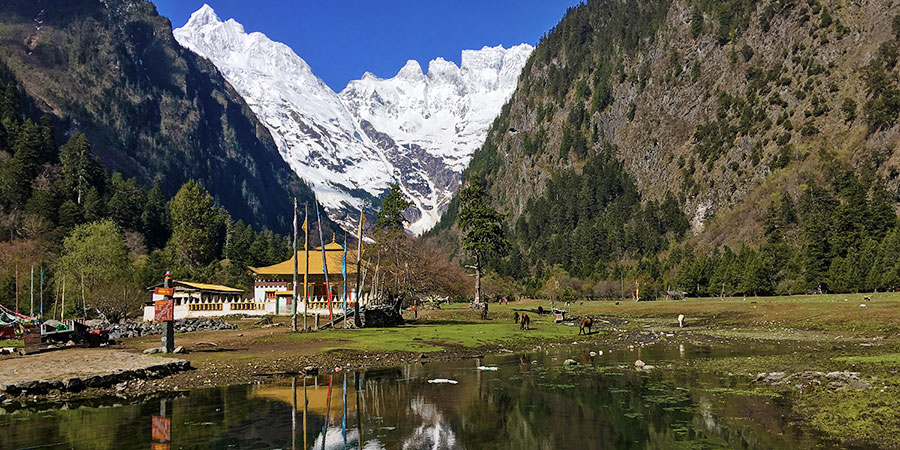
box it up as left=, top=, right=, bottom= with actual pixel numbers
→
left=474, top=254, right=482, bottom=304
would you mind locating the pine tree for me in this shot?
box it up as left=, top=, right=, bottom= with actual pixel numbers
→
left=59, top=134, right=102, bottom=205
left=57, top=200, right=84, bottom=230
left=225, top=219, right=253, bottom=264
left=375, top=184, right=412, bottom=231
left=83, top=187, right=105, bottom=222
left=799, top=185, right=835, bottom=292
left=7, top=119, right=42, bottom=205
left=867, top=182, right=896, bottom=241
left=0, top=83, right=20, bottom=122
left=168, top=181, right=225, bottom=270
left=107, top=173, right=146, bottom=231
left=141, top=182, right=170, bottom=250
left=37, top=116, right=56, bottom=163
left=458, top=178, right=509, bottom=304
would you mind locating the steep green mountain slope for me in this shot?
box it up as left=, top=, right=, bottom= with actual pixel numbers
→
left=438, top=0, right=900, bottom=296
left=0, top=0, right=318, bottom=233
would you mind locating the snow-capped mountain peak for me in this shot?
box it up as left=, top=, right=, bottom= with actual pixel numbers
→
left=175, top=7, right=532, bottom=234
left=397, top=60, right=426, bottom=80
left=185, top=4, right=220, bottom=28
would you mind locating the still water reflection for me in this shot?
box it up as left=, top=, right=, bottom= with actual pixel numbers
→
left=1, top=343, right=852, bottom=449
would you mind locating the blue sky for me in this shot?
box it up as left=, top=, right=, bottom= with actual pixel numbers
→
left=154, top=0, right=580, bottom=92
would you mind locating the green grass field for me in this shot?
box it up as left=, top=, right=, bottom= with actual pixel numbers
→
left=257, top=304, right=590, bottom=353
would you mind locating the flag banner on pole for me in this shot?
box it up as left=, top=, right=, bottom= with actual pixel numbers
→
left=314, top=195, right=332, bottom=320
left=342, top=234, right=348, bottom=313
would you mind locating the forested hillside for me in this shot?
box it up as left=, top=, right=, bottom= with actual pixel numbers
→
left=0, top=68, right=314, bottom=318
left=0, top=0, right=318, bottom=233
left=437, top=0, right=900, bottom=298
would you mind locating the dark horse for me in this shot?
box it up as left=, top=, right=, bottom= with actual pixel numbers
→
left=579, top=317, right=593, bottom=335
left=520, top=313, right=531, bottom=331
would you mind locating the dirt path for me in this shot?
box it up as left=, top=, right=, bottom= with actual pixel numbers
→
left=0, top=349, right=183, bottom=385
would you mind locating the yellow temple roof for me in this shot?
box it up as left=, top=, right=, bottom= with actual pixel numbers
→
left=149, top=280, right=243, bottom=294
left=249, top=243, right=362, bottom=276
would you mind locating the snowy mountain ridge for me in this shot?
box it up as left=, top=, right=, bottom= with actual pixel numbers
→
left=174, top=5, right=532, bottom=234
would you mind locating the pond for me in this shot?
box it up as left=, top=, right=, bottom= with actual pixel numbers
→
left=1, top=343, right=854, bottom=449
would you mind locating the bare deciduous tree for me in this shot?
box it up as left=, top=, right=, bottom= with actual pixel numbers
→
left=90, top=282, right=145, bottom=323
left=372, top=232, right=467, bottom=311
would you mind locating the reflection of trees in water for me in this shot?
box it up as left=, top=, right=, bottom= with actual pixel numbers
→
left=5, top=355, right=843, bottom=450
left=447, top=367, right=825, bottom=450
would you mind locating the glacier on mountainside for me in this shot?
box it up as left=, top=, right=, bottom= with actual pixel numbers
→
left=174, top=4, right=532, bottom=234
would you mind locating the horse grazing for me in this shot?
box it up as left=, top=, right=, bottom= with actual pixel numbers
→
left=514, top=311, right=520, bottom=324
left=579, top=317, right=593, bottom=335
left=520, top=313, right=530, bottom=331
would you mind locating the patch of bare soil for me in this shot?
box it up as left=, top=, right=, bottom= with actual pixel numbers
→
left=0, top=349, right=184, bottom=385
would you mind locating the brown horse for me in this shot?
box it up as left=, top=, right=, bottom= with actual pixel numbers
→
left=579, top=317, right=593, bottom=335
left=514, top=311, right=520, bottom=324
left=520, top=313, right=530, bottom=331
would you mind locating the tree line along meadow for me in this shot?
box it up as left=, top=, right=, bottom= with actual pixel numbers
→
left=476, top=146, right=900, bottom=301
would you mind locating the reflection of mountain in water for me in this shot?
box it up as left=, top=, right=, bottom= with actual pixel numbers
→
left=310, top=428, right=381, bottom=450
left=401, top=397, right=460, bottom=450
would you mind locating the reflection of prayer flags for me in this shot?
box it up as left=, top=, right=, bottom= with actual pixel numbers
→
left=151, top=416, right=171, bottom=441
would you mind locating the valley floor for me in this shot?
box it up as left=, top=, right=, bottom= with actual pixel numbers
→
left=6, top=293, right=900, bottom=448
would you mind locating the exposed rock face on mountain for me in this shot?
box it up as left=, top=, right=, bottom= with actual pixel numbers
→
left=449, top=0, right=900, bottom=251
left=174, top=5, right=532, bottom=234
left=0, top=0, right=321, bottom=233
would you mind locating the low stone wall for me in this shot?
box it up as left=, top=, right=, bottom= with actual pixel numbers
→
left=108, top=318, right=236, bottom=339
left=0, top=360, right=191, bottom=397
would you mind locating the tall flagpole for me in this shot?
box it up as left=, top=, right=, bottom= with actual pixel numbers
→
left=314, top=195, right=332, bottom=326
left=61, top=276, right=65, bottom=320
left=14, top=264, right=18, bottom=314
left=354, top=203, right=365, bottom=327
left=30, top=265, right=34, bottom=317
left=342, top=233, right=348, bottom=329
left=40, top=266, right=44, bottom=318
left=292, top=197, right=299, bottom=332
left=304, top=203, right=309, bottom=332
